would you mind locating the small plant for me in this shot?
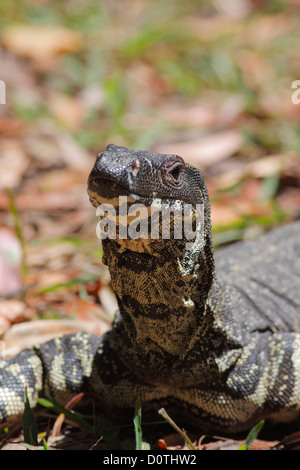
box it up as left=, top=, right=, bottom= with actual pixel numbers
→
left=22, top=388, right=38, bottom=446
left=238, top=420, right=265, bottom=450
left=133, top=402, right=150, bottom=450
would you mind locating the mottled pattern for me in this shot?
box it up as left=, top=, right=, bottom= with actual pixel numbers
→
left=0, top=144, right=300, bottom=435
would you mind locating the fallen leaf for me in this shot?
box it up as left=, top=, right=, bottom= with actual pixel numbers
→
left=209, top=154, right=300, bottom=190
left=244, top=13, right=296, bottom=45
left=0, top=116, right=24, bottom=136
left=98, top=286, right=118, bottom=319
left=2, top=25, right=82, bottom=66
left=54, top=131, right=94, bottom=171
left=211, top=202, right=244, bottom=226
left=0, top=300, right=27, bottom=324
left=0, top=316, right=10, bottom=337
left=236, top=50, right=272, bottom=88
left=246, top=154, right=290, bottom=178
left=0, top=140, right=30, bottom=190
left=34, top=271, right=71, bottom=292
left=155, top=101, right=216, bottom=127
left=0, top=229, right=23, bottom=296
left=48, top=92, right=85, bottom=130
left=277, top=430, right=300, bottom=450
left=3, top=319, right=109, bottom=358
left=59, top=298, right=112, bottom=328
left=248, top=439, right=279, bottom=450
left=277, top=187, right=300, bottom=217
left=154, top=131, right=243, bottom=168
left=0, top=191, right=82, bottom=211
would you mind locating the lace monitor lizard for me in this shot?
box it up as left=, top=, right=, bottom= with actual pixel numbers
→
left=0, top=144, right=300, bottom=435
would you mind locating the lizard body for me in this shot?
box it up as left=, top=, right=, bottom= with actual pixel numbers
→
left=0, top=144, right=300, bottom=434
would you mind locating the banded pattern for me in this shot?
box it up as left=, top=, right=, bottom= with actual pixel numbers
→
left=0, top=144, right=300, bottom=435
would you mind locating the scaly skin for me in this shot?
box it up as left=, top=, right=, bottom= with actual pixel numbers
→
left=0, top=144, right=300, bottom=434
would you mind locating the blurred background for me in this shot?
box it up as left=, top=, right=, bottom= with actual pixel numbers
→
left=0, top=0, right=299, bottom=358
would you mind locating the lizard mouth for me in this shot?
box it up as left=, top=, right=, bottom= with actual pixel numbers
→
left=88, top=176, right=155, bottom=207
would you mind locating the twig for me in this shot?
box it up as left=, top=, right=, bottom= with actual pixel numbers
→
left=158, top=408, right=196, bottom=450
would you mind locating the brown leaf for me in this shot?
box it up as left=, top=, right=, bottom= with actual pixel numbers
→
left=277, top=430, right=300, bottom=450
left=60, top=298, right=112, bottom=328
left=209, top=154, right=300, bottom=190
left=154, top=131, right=243, bottom=168
left=33, top=271, right=70, bottom=292
left=0, top=316, right=10, bottom=337
left=3, top=319, right=109, bottom=358
left=0, top=140, right=30, bottom=190
left=0, top=300, right=27, bottom=324
left=0, top=191, right=81, bottom=211
left=0, top=229, right=23, bottom=296
left=98, top=286, right=118, bottom=320
left=0, top=117, right=24, bottom=136
left=159, top=102, right=216, bottom=127
left=48, top=92, right=85, bottom=130
left=2, top=25, right=82, bottom=65
left=277, top=187, right=300, bottom=217
left=248, top=439, right=279, bottom=450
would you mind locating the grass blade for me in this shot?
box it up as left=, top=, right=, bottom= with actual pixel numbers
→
left=37, top=397, right=93, bottom=433
left=133, top=402, right=143, bottom=450
left=6, top=188, right=28, bottom=283
left=238, top=420, right=265, bottom=450
left=23, top=388, right=38, bottom=446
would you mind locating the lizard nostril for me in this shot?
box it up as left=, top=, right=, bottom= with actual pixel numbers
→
left=167, top=162, right=183, bottom=183
left=170, top=165, right=181, bottom=181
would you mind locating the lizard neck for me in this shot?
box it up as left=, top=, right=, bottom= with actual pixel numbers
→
left=102, top=231, right=218, bottom=363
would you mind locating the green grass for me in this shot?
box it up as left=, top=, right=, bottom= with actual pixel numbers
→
left=6, top=188, right=29, bottom=285
left=238, top=420, right=265, bottom=450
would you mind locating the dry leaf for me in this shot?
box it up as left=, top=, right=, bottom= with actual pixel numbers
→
left=277, top=430, right=300, bottom=450
left=154, top=131, right=243, bottom=168
left=34, top=271, right=70, bottom=292
left=2, top=25, right=82, bottom=65
left=0, top=300, right=27, bottom=324
left=277, top=187, right=300, bottom=216
left=0, top=140, right=29, bottom=190
left=48, top=92, right=85, bottom=130
left=160, top=102, right=216, bottom=127
left=3, top=319, right=108, bottom=358
left=60, top=298, right=111, bottom=329
left=98, top=286, right=118, bottom=319
left=0, top=316, right=10, bottom=337
left=0, top=191, right=82, bottom=211
left=210, top=154, right=300, bottom=190
left=0, top=116, right=24, bottom=136
left=244, top=13, right=296, bottom=45
left=54, top=131, right=93, bottom=171
left=0, top=229, right=23, bottom=297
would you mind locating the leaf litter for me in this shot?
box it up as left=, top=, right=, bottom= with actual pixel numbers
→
left=0, top=0, right=300, bottom=450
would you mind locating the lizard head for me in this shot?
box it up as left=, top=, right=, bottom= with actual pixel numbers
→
left=87, top=144, right=212, bottom=260
left=88, top=144, right=206, bottom=205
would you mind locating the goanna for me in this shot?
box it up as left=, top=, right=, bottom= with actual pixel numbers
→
left=0, top=144, right=300, bottom=435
